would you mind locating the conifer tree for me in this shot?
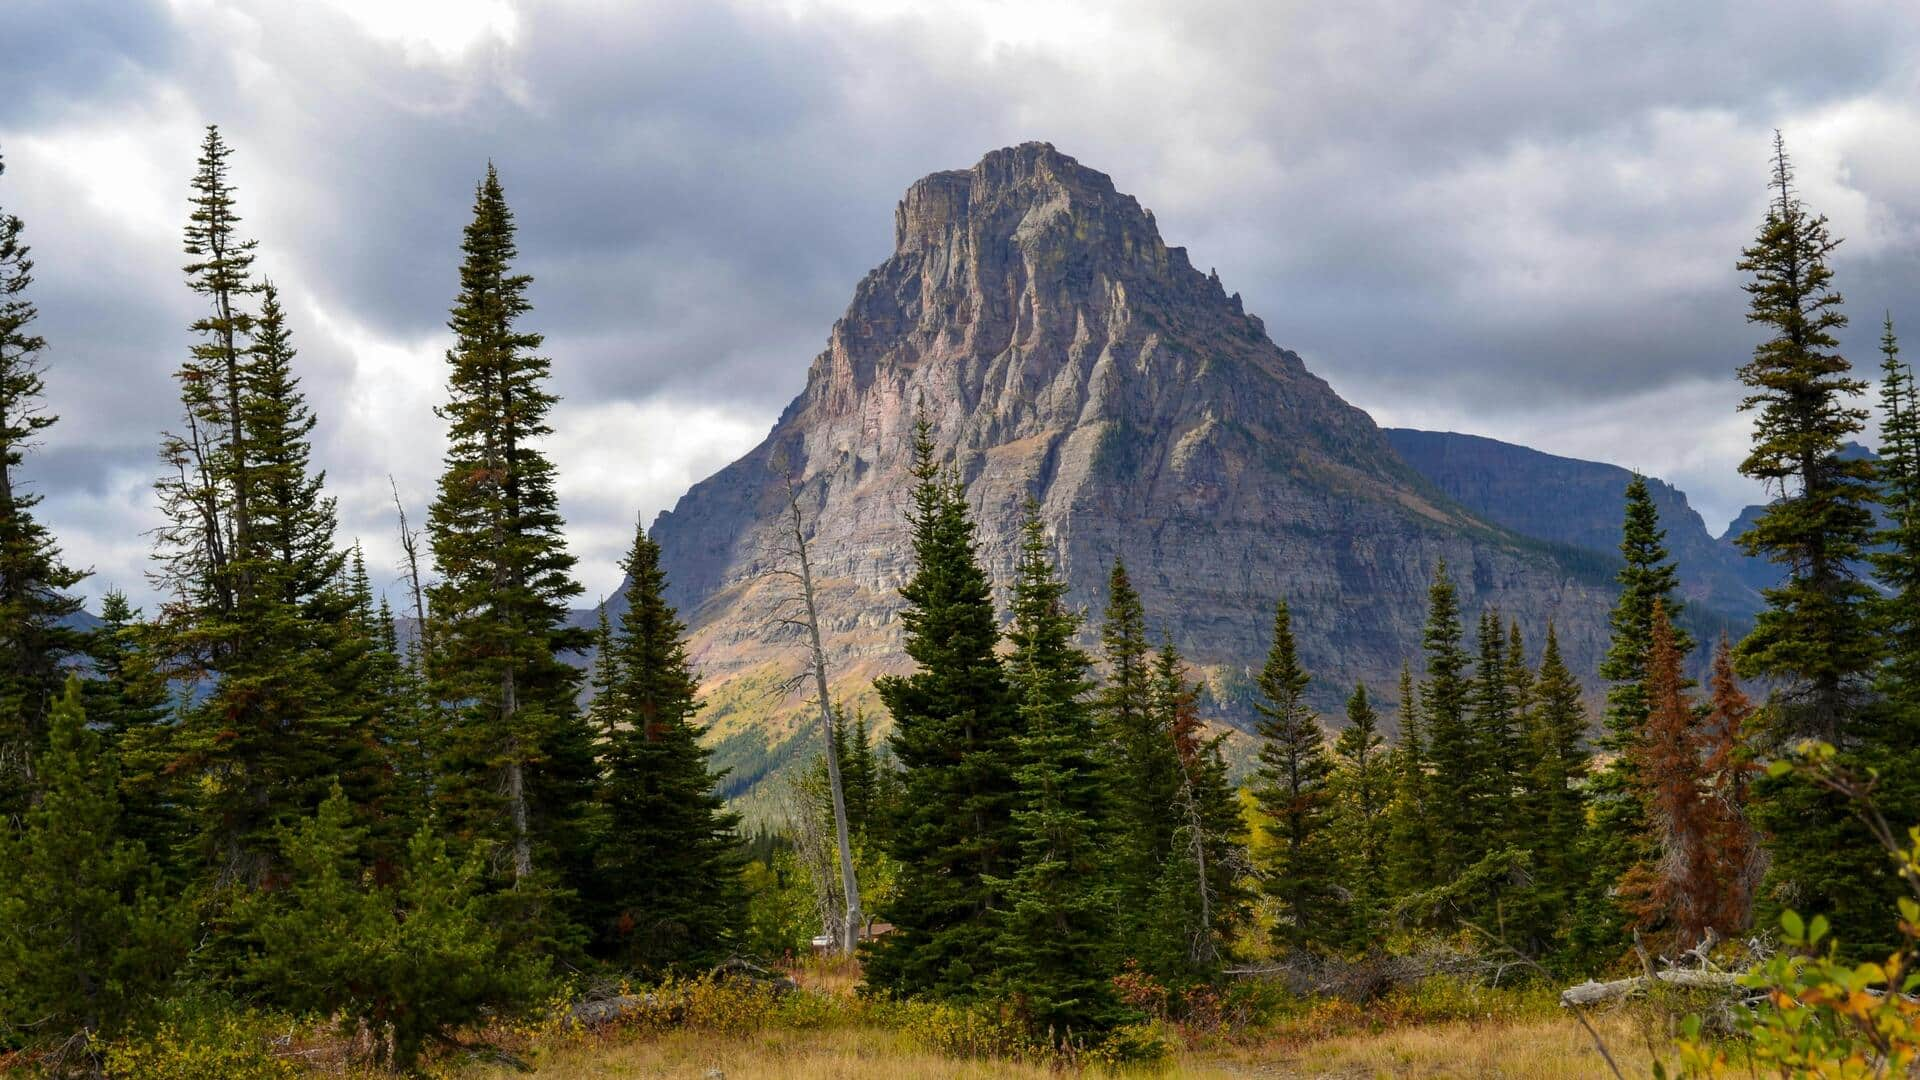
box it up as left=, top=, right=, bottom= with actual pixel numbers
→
left=0, top=678, right=183, bottom=1048
left=0, top=153, right=85, bottom=820
left=1144, top=639, right=1251, bottom=982
left=1733, top=136, right=1884, bottom=933
left=585, top=521, right=744, bottom=972
left=1097, top=559, right=1180, bottom=916
left=991, top=503, right=1121, bottom=1038
left=1469, top=609, right=1518, bottom=836
left=1622, top=603, right=1744, bottom=951
left=865, top=419, right=1022, bottom=1000
left=1332, top=683, right=1390, bottom=947
left=1734, top=134, right=1880, bottom=739
left=1386, top=663, right=1434, bottom=895
left=1872, top=316, right=1920, bottom=718
left=1581, top=474, right=1690, bottom=960
left=1702, top=636, right=1762, bottom=935
left=149, top=133, right=357, bottom=886
left=1417, top=562, right=1477, bottom=883
left=1525, top=625, right=1590, bottom=946
left=425, top=165, right=594, bottom=924
left=1253, top=599, right=1341, bottom=950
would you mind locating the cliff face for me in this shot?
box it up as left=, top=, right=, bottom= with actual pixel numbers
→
left=645, top=144, right=1617, bottom=795
left=1384, top=429, right=1766, bottom=623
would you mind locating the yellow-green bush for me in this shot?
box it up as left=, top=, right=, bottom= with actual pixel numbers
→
left=101, top=1009, right=301, bottom=1080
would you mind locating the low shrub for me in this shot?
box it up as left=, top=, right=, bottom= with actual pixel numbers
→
left=101, top=1003, right=301, bottom=1080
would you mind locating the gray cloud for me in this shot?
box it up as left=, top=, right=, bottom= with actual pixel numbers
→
left=6, top=0, right=1920, bottom=610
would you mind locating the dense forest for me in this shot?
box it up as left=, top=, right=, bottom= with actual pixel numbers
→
left=2, top=128, right=1919, bottom=1075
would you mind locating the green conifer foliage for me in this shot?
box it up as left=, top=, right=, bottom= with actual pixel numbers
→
left=1253, top=599, right=1342, bottom=951
left=1386, top=663, right=1434, bottom=895
left=1416, top=562, right=1477, bottom=883
left=0, top=153, right=85, bottom=820
left=0, top=678, right=184, bottom=1048
left=1525, top=625, right=1591, bottom=953
left=1097, top=559, right=1180, bottom=916
left=1872, top=316, right=1920, bottom=718
left=1331, top=683, right=1390, bottom=948
left=425, top=165, right=594, bottom=922
left=865, top=419, right=1021, bottom=1000
left=1734, top=134, right=1880, bottom=740
left=991, top=502, right=1122, bottom=1039
left=586, top=521, right=744, bottom=973
left=1143, top=640, right=1251, bottom=983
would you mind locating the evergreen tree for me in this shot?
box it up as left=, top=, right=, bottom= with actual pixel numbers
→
left=1097, top=559, right=1180, bottom=918
left=1872, top=316, right=1920, bottom=719
left=243, top=786, right=545, bottom=1071
left=1331, top=683, right=1390, bottom=948
left=1734, top=134, right=1880, bottom=740
left=0, top=677, right=184, bottom=1049
left=149, top=132, right=357, bottom=887
left=865, top=419, right=1022, bottom=1000
left=1469, top=609, right=1518, bottom=837
left=837, top=706, right=878, bottom=835
left=1734, top=136, right=1884, bottom=934
left=1702, top=636, right=1762, bottom=935
left=1252, top=599, right=1341, bottom=951
left=1386, top=663, right=1434, bottom=895
left=1143, top=639, right=1251, bottom=982
left=586, top=521, right=744, bottom=972
left=990, top=502, right=1121, bottom=1039
left=0, top=152, right=85, bottom=820
left=1416, top=562, right=1478, bottom=884
left=425, top=165, right=593, bottom=929
left=1525, top=625, right=1590, bottom=952
left=1581, top=474, right=1691, bottom=962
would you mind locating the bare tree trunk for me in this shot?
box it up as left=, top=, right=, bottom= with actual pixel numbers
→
left=503, top=668, right=532, bottom=884
left=783, top=473, right=862, bottom=953
left=390, top=476, right=430, bottom=673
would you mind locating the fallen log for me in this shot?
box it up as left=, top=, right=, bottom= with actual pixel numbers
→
left=1560, top=968, right=1744, bottom=1007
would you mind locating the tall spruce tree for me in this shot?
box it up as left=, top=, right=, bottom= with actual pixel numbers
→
left=1580, top=474, right=1690, bottom=962
left=586, top=521, right=744, bottom=973
left=1734, top=134, right=1880, bottom=738
left=1332, top=683, right=1390, bottom=948
left=1469, top=609, right=1519, bottom=838
left=425, top=165, right=594, bottom=928
left=1386, top=663, right=1435, bottom=895
left=991, top=502, right=1121, bottom=1038
left=0, top=152, right=85, bottom=821
left=1417, top=562, right=1478, bottom=885
left=1734, top=136, right=1884, bottom=934
left=1525, top=625, right=1590, bottom=954
left=1872, top=316, right=1920, bottom=721
left=149, top=133, right=356, bottom=887
left=1097, top=559, right=1180, bottom=918
left=1252, top=599, right=1341, bottom=951
left=865, top=419, right=1022, bottom=1000
left=1144, top=639, right=1251, bottom=982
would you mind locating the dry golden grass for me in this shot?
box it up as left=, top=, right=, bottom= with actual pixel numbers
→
left=467, top=1012, right=1671, bottom=1079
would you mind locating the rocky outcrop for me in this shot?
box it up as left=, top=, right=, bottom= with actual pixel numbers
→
left=642, top=144, right=1619, bottom=797
left=1383, top=429, right=1765, bottom=624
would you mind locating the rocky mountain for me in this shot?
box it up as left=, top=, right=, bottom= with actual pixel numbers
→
left=644, top=143, right=1620, bottom=798
left=1383, top=429, right=1765, bottom=627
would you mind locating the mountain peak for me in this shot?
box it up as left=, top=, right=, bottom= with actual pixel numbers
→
left=893, top=142, right=1167, bottom=265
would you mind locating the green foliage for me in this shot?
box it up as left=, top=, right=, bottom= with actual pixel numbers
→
left=1252, top=598, right=1343, bottom=950
left=989, top=502, right=1124, bottom=1038
left=1876, top=316, right=1920, bottom=716
left=1331, top=683, right=1391, bottom=948
left=0, top=678, right=185, bottom=1051
left=1097, top=559, right=1182, bottom=922
left=864, top=418, right=1022, bottom=1001
left=742, top=844, right=820, bottom=960
left=0, top=150, right=86, bottom=822
left=583, top=520, right=745, bottom=973
left=425, top=164, right=594, bottom=940
left=1523, top=625, right=1591, bottom=953
left=242, top=786, right=549, bottom=1070
left=1733, top=135, right=1881, bottom=741
left=101, top=1000, right=302, bottom=1080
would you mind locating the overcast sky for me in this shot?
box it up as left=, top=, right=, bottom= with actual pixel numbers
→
left=7, top=0, right=1920, bottom=611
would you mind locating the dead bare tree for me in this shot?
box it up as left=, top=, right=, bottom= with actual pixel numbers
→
left=390, top=475, right=429, bottom=672
left=763, top=463, right=862, bottom=954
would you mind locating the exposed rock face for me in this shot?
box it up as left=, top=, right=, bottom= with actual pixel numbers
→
left=646, top=143, right=1617, bottom=795
left=1383, top=429, right=1765, bottom=624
